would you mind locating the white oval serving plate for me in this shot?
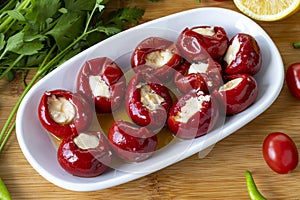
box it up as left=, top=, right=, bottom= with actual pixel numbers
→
left=16, top=7, right=284, bottom=192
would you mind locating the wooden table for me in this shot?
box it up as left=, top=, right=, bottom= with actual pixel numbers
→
left=1, top=0, right=300, bottom=199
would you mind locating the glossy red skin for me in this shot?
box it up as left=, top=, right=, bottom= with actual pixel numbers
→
left=177, top=26, right=229, bottom=62
left=126, top=73, right=173, bottom=130
left=108, top=120, right=158, bottom=162
left=286, top=63, right=300, bottom=99
left=216, top=74, right=258, bottom=115
left=263, top=132, right=299, bottom=174
left=57, top=131, right=112, bottom=177
left=167, top=91, right=219, bottom=139
left=174, top=59, right=223, bottom=93
left=77, top=57, right=126, bottom=113
left=131, top=37, right=182, bottom=81
left=224, top=33, right=262, bottom=75
left=38, top=89, right=92, bottom=139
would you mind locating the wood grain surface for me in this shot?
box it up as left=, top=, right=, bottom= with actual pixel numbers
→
left=1, top=0, right=300, bottom=199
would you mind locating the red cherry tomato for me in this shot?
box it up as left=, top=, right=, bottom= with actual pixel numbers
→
left=286, top=63, right=300, bottom=100
left=263, top=132, right=299, bottom=174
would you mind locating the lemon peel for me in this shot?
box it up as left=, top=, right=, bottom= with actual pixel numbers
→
left=233, top=0, right=300, bottom=21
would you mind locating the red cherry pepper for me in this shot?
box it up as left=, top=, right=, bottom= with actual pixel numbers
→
left=131, top=37, right=182, bottom=81
left=223, top=33, right=262, bottom=76
left=38, top=89, right=93, bottom=139
left=174, top=59, right=223, bottom=93
left=126, top=73, right=173, bottom=131
left=167, top=91, right=219, bottom=139
left=57, top=131, right=112, bottom=177
left=177, top=26, right=229, bottom=62
left=108, top=120, right=158, bottom=162
left=215, top=74, right=258, bottom=115
left=77, top=57, right=126, bottom=113
left=174, top=61, right=207, bottom=93
left=286, top=63, right=300, bottom=100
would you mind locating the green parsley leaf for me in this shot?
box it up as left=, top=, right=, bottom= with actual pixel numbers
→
left=26, top=0, right=61, bottom=24
left=14, top=40, right=44, bottom=56
left=5, top=32, right=24, bottom=53
left=5, top=10, right=26, bottom=21
left=108, top=7, right=145, bottom=29
left=5, top=31, right=44, bottom=56
left=5, top=70, right=15, bottom=82
left=96, top=26, right=121, bottom=36
left=47, top=11, right=85, bottom=51
left=26, top=51, right=47, bottom=67
left=64, top=0, right=96, bottom=12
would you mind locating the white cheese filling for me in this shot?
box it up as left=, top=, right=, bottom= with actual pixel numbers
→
left=192, top=27, right=215, bottom=36
left=47, top=95, right=76, bottom=125
left=145, top=50, right=173, bottom=69
left=188, top=62, right=213, bottom=87
left=188, top=62, right=209, bottom=74
left=139, top=84, right=165, bottom=111
left=73, top=133, right=100, bottom=150
left=224, top=36, right=241, bottom=66
left=89, top=75, right=111, bottom=98
left=174, top=94, right=211, bottom=123
left=219, top=77, right=243, bottom=91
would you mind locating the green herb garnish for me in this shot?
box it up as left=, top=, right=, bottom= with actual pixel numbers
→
left=0, top=0, right=144, bottom=152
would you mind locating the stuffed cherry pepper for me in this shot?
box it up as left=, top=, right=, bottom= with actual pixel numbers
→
left=131, top=37, right=182, bottom=81
left=167, top=90, right=219, bottom=139
left=57, top=131, right=112, bottom=177
left=174, top=59, right=223, bottom=93
left=223, top=33, right=262, bottom=75
left=77, top=57, right=126, bottom=113
left=38, top=89, right=92, bottom=139
left=215, top=74, right=258, bottom=115
left=108, top=120, right=158, bottom=162
left=177, top=26, right=229, bottom=62
left=126, top=73, right=173, bottom=131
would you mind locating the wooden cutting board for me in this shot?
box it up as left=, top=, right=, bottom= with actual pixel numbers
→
left=1, top=0, right=300, bottom=199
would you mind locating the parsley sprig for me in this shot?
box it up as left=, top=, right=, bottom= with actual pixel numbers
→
left=0, top=0, right=144, bottom=152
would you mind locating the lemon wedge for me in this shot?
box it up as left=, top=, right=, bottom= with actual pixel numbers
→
left=233, top=0, right=300, bottom=21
